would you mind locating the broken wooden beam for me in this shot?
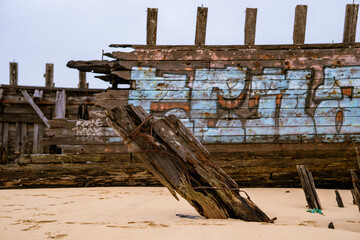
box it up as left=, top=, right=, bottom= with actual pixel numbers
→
left=244, top=8, right=257, bottom=45
left=343, top=4, right=359, bottom=43
left=350, top=169, right=360, bottom=212
left=106, top=104, right=271, bottom=222
left=21, top=90, right=50, bottom=128
left=296, top=165, right=322, bottom=209
left=293, top=5, right=307, bottom=44
left=147, top=8, right=158, bottom=46
left=195, top=7, right=208, bottom=45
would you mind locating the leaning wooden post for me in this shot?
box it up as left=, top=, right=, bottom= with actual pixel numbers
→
left=106, top=105, right=271, bottom=222
left=195, top=7, right=208, bottom=45
left=335, top=190, right=344, bottom=208
left=147, top=8, right=158, bottom=46
left=244, top=8, right=257, bottom=45
left=78, top=71, right=88, bottom=89
left=296, top=165, right=322, bottom=209
left=9, top=62, right=18, bottom=86
left=44, top=63, right=54, bottom=87
left=343, top=4, right=359, bottom=43
left=293, top=5, right=307, bottom=44
left=350, top=169, right=360, bottom=212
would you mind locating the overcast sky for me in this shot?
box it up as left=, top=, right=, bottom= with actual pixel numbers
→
left=1, top=0, right=359, bottom=89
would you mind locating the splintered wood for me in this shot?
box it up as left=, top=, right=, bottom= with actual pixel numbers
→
left=106, top=104, right=271, bottom=222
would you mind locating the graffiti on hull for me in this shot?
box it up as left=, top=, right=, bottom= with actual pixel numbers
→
left=128, top=66, right=360, bottom=143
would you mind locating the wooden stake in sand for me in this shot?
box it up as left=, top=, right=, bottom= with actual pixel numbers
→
left=349, top=169, right=360, bottom=212
left=296, top=165, right=322, bottom=210
left=106, top=104, right=271, bottom=222
left=335, top=190, right=344, bottom=208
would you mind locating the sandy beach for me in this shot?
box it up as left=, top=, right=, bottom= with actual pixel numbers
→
left=0, top=187, right=359, bottom=240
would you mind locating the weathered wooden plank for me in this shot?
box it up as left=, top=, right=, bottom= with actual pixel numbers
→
left=297, top=165, right=322, bottom=209
left=55, top=90, right=66, bottom=119
left=195, top=7, right=208, bottom=45
left=0, top=84, right=104, bottom=92
left=33, top=124, right=40, bottom=154
left=16, top=153, right=131, bottom=164
left=147, top=8, right=158, bottom=46
left=59, top=144, right=128, bottom=154
left=108, top=43, right=360, bottom=50
left=44, top=63, right=54, bottom=87
left=293, top=5, right=307, bottom=44
left=21, top=90, right=50, bottom=128
left=105, top=46, right=360, bottom=62
left=244, top=8, right=257, bottom=45
left=78, top=71, right=88, bottom=89
left=0, top=160, right=157, bottom=189
left=343, top=4, right=359, bottom=43
left=33, top=89, right=43, bottom=100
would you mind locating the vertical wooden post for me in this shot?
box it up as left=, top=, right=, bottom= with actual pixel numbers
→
left=78, top=71, right=88, bottom=89
left=195, top=7, right=208, bottom=45
left=20, top=123, right=27, bottom=155
left=15, top=123, right=21, bottom=154
left=356, top=147, right=360, bottom=170
left=343, top=4, right=359, bottom=43
left=33, top=123, right=39, bottom=154
left=293, top=5, right=308, bottom=45
left=55, top=90, right=66, bottom=119
left=44, top=63, right=54, bottom=87
left=9, top=62, right=18, bottom=86
left=244, top=8, right=257, bottom=45
left=1, top=122, right=9, bottom=164
left=147, top=8, right=158, bottom=46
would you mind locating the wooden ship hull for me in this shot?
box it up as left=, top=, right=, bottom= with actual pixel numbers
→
left=1, top=5, right=360, bottom=189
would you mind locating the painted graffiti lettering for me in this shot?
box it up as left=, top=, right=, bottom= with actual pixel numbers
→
left=128, top=66, right=360, bottom=143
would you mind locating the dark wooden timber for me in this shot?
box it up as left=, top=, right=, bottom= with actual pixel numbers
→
left=335, top=190, right=344, bottom=208
left=195, top=7, right=208, bottom=45
left=45, top=63, right=54, bottom=87
left=297, top=165, right=322, bottom=209
left=147, top=8, right=158, bottom=46
left=356, top=147, right=360, bottom=170
left=78, top=71, right=88, bottom=89
left=244, top=8, right=257, bottom=45
left=343, top=4, right=359, bottom=43
left=9, top=62, right=18, bottom=86
left=106, top=104, right=270, bottom=221
left=350, top=169, right=360, bottom=212
left=293, top=5, right=307, bottom=44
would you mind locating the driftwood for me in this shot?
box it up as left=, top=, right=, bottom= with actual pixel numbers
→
left=296, top=165, right=322, bottom=209
left=350, top=169, right=360, bottom=212
left=106, top=104, right=271, bottom=221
